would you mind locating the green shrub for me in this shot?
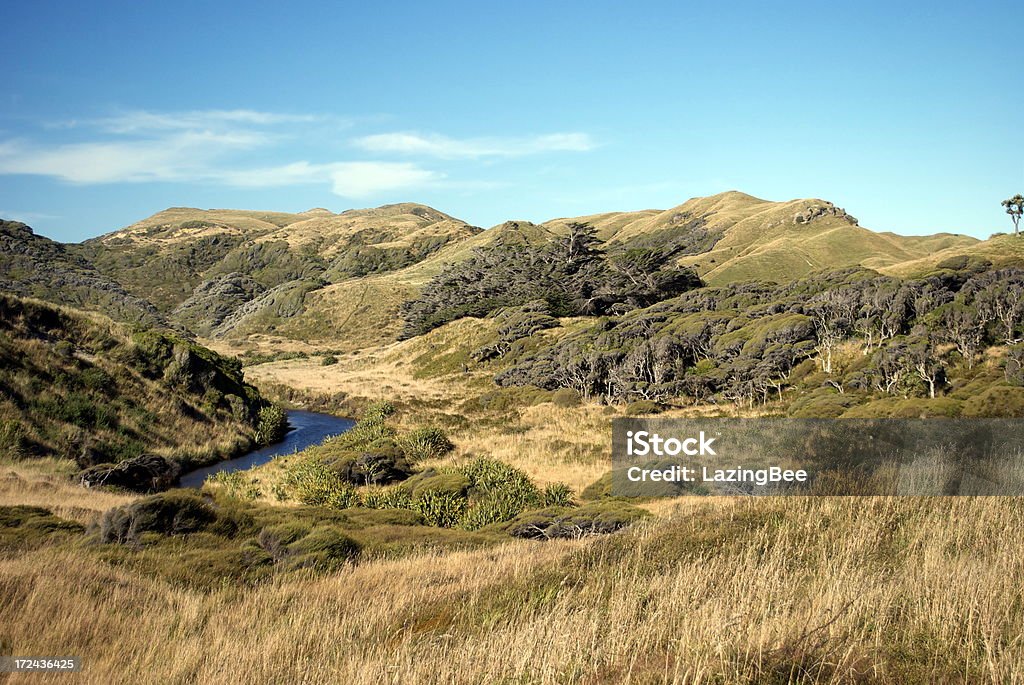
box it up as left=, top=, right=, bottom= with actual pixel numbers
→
left=399, top=426, right=455, bottom=462
left=624, top=400, right=665, bottom=415
left=321, top=355, right=338, bottom=366
left=415, top=490, right=468, bottom=527
left=255, top=405, right=289, bottom=445
left=330, top=402, right=396, bottom=449
left=283, top=458, right=360, bottom=508
left=363, top=400, right=395, bottom=423
left=361, top=486, right=414, bottom=510
left=99, top=491, right=217, bottom=543
left=460, top=457, right=539, bottom=499
left=286, top=529, right=361, bottom=570
left=551, top=388, right=582, bottom=408
left=246, top=522, right=360, bottom=571
left=323, top=444, right=413, bottom=485
left=542, top=482, right=574, bottom=507
left=404, top=470, right=470, bottom=500
left=459, top=457, right=544, bottom=530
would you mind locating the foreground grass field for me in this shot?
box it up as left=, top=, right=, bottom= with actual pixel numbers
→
left=1, top=496, right=1021, bottom=683
left=3, top=314, right=1022, bottom=683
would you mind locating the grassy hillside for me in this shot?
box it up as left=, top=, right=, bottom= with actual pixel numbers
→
left=0, top=293, right=267, bottom=477
left=11, top=191, right=987, bottom=353
left=75, top=201, right=479, bottom=309
left=881, top=232, right=1024, bottom=277
left=216, top=192, right=977, bottom=349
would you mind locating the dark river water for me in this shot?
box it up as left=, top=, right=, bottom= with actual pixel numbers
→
left=178, top=410, right=355, bottom=488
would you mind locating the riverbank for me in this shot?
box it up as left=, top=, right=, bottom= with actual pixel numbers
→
left=178, top=410, right=354, bottom=488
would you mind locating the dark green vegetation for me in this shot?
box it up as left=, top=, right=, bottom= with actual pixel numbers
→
left=0, top=505, right=83, bottom=553
left=0, top=494, right=495, bottom=589
left=267, top=403, right=644, bottom=535
left=492, top=261, right=1024, bottom=417
left=401, top=223, right=703, bottom=338
left=0, top=293, right=274, bottom=486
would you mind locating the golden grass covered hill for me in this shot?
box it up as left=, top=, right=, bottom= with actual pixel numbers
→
left=23, top=191, right=999, bottom=354
left=70, top=203, right=481, bottom=336
left=543, top=191, right=980, bottom=284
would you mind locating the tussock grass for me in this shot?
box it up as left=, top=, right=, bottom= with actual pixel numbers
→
left=0, top=459, right=136, bottom=526
left=1, top=497, right=1021, bottom=683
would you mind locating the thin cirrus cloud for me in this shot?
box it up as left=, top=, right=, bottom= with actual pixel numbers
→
left=224, top=161, right=444, bottom=198
left=352, top=131, right=596, bottom=159
left=0, top=108, right=593, bottom=198
left=0, top=130, right=266, bottom=184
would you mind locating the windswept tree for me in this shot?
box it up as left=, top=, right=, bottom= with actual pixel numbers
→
left=808, top=289, right=858, bottom=373
left=1003, top=194, right=1024, bottom=236
left=400, top=223, right=702, bottom=337
left=937, top=304, right=983, bottom=368
left=903, top=334, right=946, bottom=399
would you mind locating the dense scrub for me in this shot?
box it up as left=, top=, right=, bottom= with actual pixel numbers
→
left=400, top=223, right=703, bottom=338
left=0, top=220, right=163, bottom=325
left=262, top=403, right=644, bottom=536
left=497, top=262, right=1024, bottom=416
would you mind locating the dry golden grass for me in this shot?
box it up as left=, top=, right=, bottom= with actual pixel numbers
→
left=2, top=497, right=1022, bottom=683
left=6, top=315, right=1018, bottom=682
left=0, top=459, right=137, bottom=526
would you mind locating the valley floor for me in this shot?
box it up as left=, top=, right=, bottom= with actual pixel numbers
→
left=2, top=336, right=1023, bottom=683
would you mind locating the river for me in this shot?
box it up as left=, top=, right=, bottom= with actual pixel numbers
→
left=178, top=410, right=355, bottom=488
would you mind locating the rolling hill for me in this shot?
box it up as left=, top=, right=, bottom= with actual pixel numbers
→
left=2, top=191, right=1006, bottom=351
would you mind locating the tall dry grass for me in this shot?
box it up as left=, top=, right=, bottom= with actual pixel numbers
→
left=0, top=459, right=136, bottom=525
left=2, top=496, right=1022, bottom=683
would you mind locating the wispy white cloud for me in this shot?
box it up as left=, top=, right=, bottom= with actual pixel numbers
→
left=352, top=131, right=596, bottom=159
left=94, top=109, right=326, bottom=134
left=0, top=109, right=594, bottom=199
left=0, top=130, right=264, bottom=183
left=223, top=161, right=442, bottom=198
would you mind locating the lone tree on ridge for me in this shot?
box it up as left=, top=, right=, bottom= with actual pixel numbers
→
left=1003, top=194, right=1024, bottom=236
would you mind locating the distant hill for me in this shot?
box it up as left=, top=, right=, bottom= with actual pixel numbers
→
left=544, top=191, right=980, bottom=285
left=2, top=192, right=1003, bottom=350
left=880, top=232, right=1024, bottom=278
left=70, top=203, right=481, bottom=336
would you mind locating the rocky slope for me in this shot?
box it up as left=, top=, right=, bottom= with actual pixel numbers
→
left=0, top=220, right=163, bottom=326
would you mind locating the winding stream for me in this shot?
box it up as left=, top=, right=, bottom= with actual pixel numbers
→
left=178, top=410, right=355, bottom=488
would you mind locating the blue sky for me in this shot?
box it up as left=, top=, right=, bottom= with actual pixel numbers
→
left=0, top=0, right=1020, bottom=242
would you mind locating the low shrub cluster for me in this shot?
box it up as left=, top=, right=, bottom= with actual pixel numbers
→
left=503, top=501, right=648, bottom=540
